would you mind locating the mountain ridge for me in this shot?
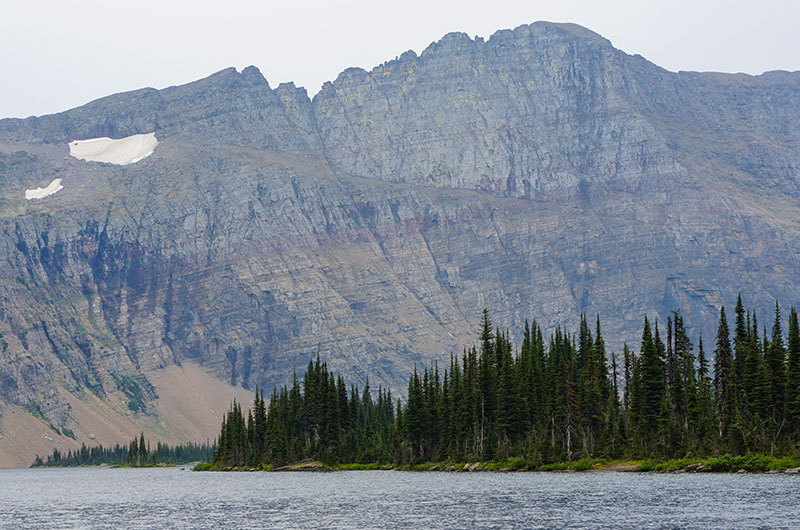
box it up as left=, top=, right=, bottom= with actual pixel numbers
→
left=0, top=20, right=799, bottom=466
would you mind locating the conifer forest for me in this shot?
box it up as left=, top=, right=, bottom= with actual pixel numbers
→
left=210, top=296, right=800, bottom=468
left=32, top=435, right=214, bottom=467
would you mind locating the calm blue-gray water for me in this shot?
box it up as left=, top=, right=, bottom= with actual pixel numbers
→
left=1, top=467, right=799, bottom=529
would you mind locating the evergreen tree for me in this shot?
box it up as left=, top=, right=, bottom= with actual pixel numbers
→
left=138, top=432, right=146, bottom=466
left=477, top=310, right=496, bottom=458
left=766, top=302, right=786, bottom=424
left=128, top=437, right=138, bottom=466
left=639, top=318, right=665, bottom=452
left=785, top=308, right=800, bottom=435
left=695, top=335, right=715, bottom=449
left=714, top=307, right=734, bottom=437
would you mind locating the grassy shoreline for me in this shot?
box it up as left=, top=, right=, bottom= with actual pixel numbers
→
left=112, top=463, right=178, bottom=469
left=193, top=454, right=800, bottom=473
left=636, top=454, right=800, bottom=473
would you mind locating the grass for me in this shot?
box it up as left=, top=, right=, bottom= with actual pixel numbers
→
left=114, top=463, right=176, bottom=469
left=538, top=458, right=611, bottom=471
left=335, top=462, right=387, bottom=470
left=637, top=453, right=800, bottom=472
left=194, top=454, right=799, bottom=473
left=384, top=457, right=615, bottom=472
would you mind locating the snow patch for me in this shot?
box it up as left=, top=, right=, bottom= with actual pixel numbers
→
left=25, top=178, right=64, bottom=200
left=69, top=132, right=157, bottom=165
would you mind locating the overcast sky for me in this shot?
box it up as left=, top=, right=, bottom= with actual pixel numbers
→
left=1, top=0, right=798, bottom=119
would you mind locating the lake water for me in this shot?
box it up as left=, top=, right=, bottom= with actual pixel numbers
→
left=1, top=467, right=798, bottom=529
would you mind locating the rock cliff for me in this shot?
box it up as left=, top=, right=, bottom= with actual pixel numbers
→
left=0, top=22, right=799, bottom=459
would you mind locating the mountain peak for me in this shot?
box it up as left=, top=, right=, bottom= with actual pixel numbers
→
left=529, top=21, right=612, bottom=46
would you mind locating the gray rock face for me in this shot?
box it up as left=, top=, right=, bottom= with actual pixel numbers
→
left=314, top=23, right=686, bottom=196
left=0, top=66, right=321, bottom=154
left=314, top=22, right=800, bottom=199
left=0, top=21, right=799, bottom=424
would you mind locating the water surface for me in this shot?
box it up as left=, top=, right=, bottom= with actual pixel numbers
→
left=1, top=467, right=798, bottom=529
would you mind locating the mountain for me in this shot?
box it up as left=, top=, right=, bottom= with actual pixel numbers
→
left=1, top=21, right=799, bottom=466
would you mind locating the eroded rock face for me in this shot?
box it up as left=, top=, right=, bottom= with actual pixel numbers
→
left=0, top=22, right=799, bottom=426
left=314, top=23, right=687, bottom=196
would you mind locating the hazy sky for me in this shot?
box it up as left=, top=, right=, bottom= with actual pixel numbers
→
left=1, top=0, right=798, bottom=119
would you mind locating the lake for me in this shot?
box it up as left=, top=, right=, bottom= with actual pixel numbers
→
left=1, top=467, right=798, bottom=529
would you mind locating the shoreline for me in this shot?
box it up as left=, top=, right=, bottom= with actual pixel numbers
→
left=193, top=456, right=800, bottom=474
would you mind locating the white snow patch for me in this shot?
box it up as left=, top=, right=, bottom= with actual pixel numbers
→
left=25, top=178, right=64, bottom=200
left=69, top=132, right=157, bottom=165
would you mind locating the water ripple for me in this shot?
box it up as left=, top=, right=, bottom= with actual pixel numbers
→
left=0, top=468, right=798, bottom=529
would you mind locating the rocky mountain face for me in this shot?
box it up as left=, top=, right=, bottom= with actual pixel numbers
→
left=0, top=22, right=799, bottom=450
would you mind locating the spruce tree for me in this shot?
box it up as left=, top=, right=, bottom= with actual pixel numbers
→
left=577, top=314, right=600, bottom=455
left=785, top=308, right=800, bottom=434
left=639, top=318, right=665, bottom=452
left=128, top=437, right=138, bottom=466
left=477, top=311, right=496, bottom=459
left=138, top=432, right=146, bottom=466
left=731, top=295, right=748, bottom=418
left=696, top=335, right=715, bottom=448
left=766, top=302, right=786, bottom=424
left=674, top=313, right=696, bottom=446
left=622, top=344, right=632, bottom=410
left=714, top=306, right=734, bottom=437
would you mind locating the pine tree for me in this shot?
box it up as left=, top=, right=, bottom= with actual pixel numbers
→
left=639, top=318, right=664, bottom=452
left=495, top=331, right=515, bottom=448
left=766, top=302, right=786, bottom=424
left=785, top=308, right=800, bottom=435
left=731, top=294, right=750, bottom=425
left=695, top=335, right=715, bottom=449
left=623, top=344, right=632, bottom=410
left=323, top=373, right=341, bottom=457
left=138, top=432, right=146, bottom=466
left=577, top=314, right=600, bottom=455
left=477, top=311, right=496, bottom=459
left=404, top=367, right=423, bottom=460
left=128, top=437, right=138, bottom=466
left=714, top=306, right=734, bottom=438
left=673, top=312, right=696, bottom=447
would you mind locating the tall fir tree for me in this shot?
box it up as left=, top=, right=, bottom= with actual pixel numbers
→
left=766, top=302, right=786, bottom=424
left=785, top=308, right=800, bottom=435
left=639, top=318, right=665, bottom=452
left=714, top=306, right=734, bottom=437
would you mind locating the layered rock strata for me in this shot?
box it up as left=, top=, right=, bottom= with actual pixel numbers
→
left=0, top=22, right=798, bottom=448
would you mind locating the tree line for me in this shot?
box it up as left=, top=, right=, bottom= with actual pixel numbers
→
left=213, top=366, right=396, bottom=467
left=126, top=433, right=214, bottom=466
left=204, top=296, right=800, bottom=468
left=32, top=435, right=214, bottom=467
